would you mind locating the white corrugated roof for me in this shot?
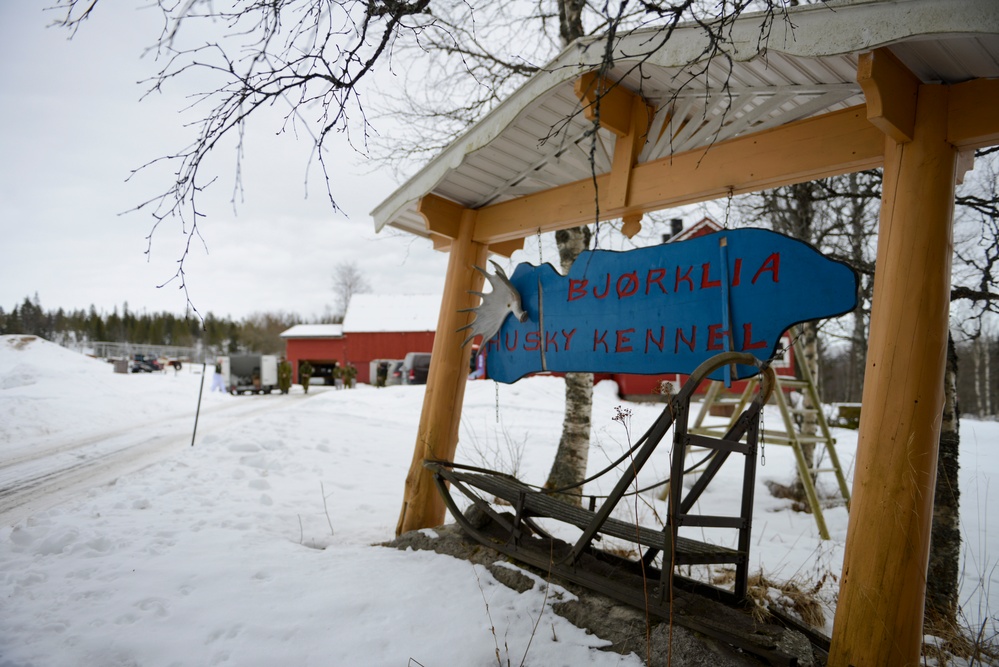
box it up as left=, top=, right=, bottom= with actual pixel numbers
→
left=371, top=0, right=999, bottom=238
left=280, top=324, right=344, bottom=339
left=341, top=294, right=441, bottom=333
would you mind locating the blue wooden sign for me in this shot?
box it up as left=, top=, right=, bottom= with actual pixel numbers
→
left=481, top=228, right=857, bottom=383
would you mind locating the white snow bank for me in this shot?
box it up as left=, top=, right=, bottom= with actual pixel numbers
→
left=0, top=336, right=995, bottom=665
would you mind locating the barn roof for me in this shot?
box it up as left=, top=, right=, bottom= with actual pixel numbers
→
left=280, top=324, right=344, bottom=339
left=371, top=0, right=999, bottom=240
left=341, top=294, right=441, bottom=333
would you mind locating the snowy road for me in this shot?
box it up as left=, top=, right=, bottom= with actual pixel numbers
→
left=0, top=387, right=302, bottom=524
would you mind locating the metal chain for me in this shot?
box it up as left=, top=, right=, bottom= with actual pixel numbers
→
left=723, top=187, right=734, bottom=228
left=495, top=381, right=500, bottom=424
left=760, top=403, right=766, bottom=466
left=537, top=228, right=544, bottom=264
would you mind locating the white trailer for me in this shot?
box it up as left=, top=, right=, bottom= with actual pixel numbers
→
left=221, top=355, right=278, bottom=394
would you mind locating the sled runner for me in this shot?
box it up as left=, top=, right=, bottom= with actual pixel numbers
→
left=426, top=351, right=796, bottom=664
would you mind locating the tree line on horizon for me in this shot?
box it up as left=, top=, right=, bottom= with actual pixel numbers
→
left=0, top=294, right=310, bottom=356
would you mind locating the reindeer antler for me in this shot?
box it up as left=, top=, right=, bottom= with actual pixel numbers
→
left=457, top=260, right=528, bottom=346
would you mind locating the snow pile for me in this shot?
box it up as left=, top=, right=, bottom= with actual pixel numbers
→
left=0, top=335, right=215, bottom=448
left=0, top=336, right=996, bottom=665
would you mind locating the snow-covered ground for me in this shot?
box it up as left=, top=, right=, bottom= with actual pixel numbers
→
left=0, top=334, right=995, bottom=665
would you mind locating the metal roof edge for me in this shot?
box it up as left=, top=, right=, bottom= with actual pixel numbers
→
left=369, top=59, right=589, bottom=234
left=370, top=0, right=999, bottom=236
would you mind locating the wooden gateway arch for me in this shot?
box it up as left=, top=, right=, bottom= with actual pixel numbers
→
left=371, top=0, right=999, bottom=663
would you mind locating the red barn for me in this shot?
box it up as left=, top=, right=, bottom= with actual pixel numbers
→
left=339, top=294, right=438, bottom=384
left=280, top=324, right=346, bottom=385
left=280, top=295, right=440, bottom=385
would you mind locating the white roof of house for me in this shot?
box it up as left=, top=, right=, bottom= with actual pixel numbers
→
left=341, top=294, right=441, bottom=333
left=280, top=324, right=344, bottom=339
left=371, top=0, right=999, bottom=238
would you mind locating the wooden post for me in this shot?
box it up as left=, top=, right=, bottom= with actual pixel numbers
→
left=829, top=84, right=957, bottom=665
left=396, top=207, right=488, bottom=536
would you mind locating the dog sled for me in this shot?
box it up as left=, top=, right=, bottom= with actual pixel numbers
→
left=426, top=351, right=807, bottom=665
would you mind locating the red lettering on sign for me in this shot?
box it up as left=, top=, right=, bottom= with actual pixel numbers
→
left=504, top=331, right=519, bottom=352
left=562, top=329, right=577, bottom=351
left=732, top=258, right=742, bottom=287
left=487, top=337, right=501, bottom=352
left=741, top=323, right=768, bottom=350
left=617, top=272, right=639, bottom=299
left=675, top=326, right=696, bottom=353
left=593, top=274, right=611, bottom=299
left=593, top=329, right=609, bottom=352
left=615, top=329, right=635, bottom=353
left=568, top=279, right=588, bottom=301
left=675, top=266, right=694, bottom=292
left=646, top=327, right=665, bottom=353
left=751, top=253, right=780, bottom=284
left=545, top=330, right=559, bottom=352
left=524, top=331, right=541, bottom=351
left=646, top=268, right=668, bottom=294
left=707, top=323, right=728, bottom=351
left=700, top=262, right=721, bottom=289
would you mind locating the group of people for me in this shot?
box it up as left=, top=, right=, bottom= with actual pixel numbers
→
left=336, top=363, right=358, bottom=389
left=280, top=358, right=357, bottom=393
left=206, top=357, right=364, bottom=394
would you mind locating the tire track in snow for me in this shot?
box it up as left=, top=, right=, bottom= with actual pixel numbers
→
left=0, top=398, right=258, bottom=473
left=0, top=393, right=305, bottom=524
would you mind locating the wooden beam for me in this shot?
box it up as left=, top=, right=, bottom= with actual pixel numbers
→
left=607, top=94, right=653, bottom=209
left=948, top=78, right=999, bottom=150
left=417, top=193, right=465, bottom=239
left=574, top=72, right=655, bottom=211
left=472, top=105, right=885, bottom=244
left=397, top=209, right=488, bottom=535
left=621, top=213, right=643, bottom=239
left=857, top=48, right=919, bottom=144
left=430, top=233, right=451, bottom=251
left=488, top=238, right=525, bottom=258
left=431, top=236, right=525, bottom=258
left=829, top=84, right=957, bottom=666
left=574, top=72, right=637, bottom=138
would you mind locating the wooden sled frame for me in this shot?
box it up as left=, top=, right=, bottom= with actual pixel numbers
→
left=427, top=352, right=793, bottom=664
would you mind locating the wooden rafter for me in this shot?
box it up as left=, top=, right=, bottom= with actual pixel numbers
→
left=471, top=105, right=885, bottom=244
left=857, top=48, right=919, bottom=143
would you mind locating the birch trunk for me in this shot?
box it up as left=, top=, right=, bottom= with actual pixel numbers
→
left=544, top=225, right=593, bottom=505
left=986, top=335, right=993, bottom=416
left=974, top=337, right=984, bottom=416
left=545, top=370, right=594, bottom=504
left=925, top=333, right=961, bottom=630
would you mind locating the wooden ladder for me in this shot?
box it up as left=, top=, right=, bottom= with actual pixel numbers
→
left=690, top=336, right=851, bottom=540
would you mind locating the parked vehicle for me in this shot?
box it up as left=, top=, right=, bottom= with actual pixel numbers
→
left=221, top=355, right=278, bottom=394
left=130, top=354, right=162, bottom=373
left=369, top=358, right=403, bottom=387
left=401, top=352, right=432, bottom=385
left=386, top=360, right=405, bottom=386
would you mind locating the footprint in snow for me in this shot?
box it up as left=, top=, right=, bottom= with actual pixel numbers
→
left=137, top=597, right=169, bottom=617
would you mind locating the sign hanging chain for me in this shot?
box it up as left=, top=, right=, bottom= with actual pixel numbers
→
left=760, top=396, right=767, bottom=466
left=723, top=187, right=734, bottom=229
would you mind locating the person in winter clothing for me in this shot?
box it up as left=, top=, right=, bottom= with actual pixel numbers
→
left=343, top=363, right=357, bottom=389
left=210, top=361, right=226, bottom=392
left=299, top=360, right=314, bottom=394
left=277, top=358, right=293, bottom=394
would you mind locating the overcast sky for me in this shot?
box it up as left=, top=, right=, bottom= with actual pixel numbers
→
left=0, top=3, right=452, bottom=321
